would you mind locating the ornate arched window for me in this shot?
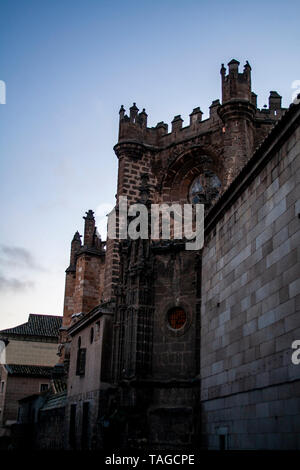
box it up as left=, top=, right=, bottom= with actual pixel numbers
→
left=189, top=171, right=221, bottom=207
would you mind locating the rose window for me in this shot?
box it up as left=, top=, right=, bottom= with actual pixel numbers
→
left=168, top=307, right=187, bottom=330
left=189, top=171, right=221, bottom=207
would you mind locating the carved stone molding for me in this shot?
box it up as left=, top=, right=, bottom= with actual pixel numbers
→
left=114, top=141, right=144, bottom=160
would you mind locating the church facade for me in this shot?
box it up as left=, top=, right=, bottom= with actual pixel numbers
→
left=58, top=59, right=300, bottom=450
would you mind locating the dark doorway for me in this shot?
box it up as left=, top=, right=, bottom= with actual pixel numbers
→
left=81, top=402, right=90, bottom=450
left=69, top=404, right=77, bottom=449
left=219, top=434, right=226, bottom=450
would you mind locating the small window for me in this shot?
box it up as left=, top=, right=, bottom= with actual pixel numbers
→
left=90, top=327, right=94, bottom=344
left=76, top=348, right=86, bottom=376
left=219, top=434, right=228, bottom=450
left=78, top=336, right=81, bottom=349
left=0, top=381, right=4, bottom=393
left=219, top=434, right=225, bottom=450
left=217, top=427, right=228, bottom=450
left=40, top=383, right=49, bottom=392
left=95, top=321, right=100, bottom=339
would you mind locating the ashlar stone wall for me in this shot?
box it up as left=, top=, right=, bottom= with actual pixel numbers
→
left=201, top=114, right=300, bottom=450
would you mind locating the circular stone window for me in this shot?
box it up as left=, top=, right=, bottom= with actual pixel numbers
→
left=167, top=307, right=187, bottom=330
left=189, top=172, right=221, bottom=207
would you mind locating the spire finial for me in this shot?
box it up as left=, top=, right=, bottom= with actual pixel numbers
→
left=129, top=102, right=139, bottom=122
left=72, top=231, right=82, bottom=242
left=84, top=209, right=95, bottom=220
left=244, top=60, right=251, bottom=71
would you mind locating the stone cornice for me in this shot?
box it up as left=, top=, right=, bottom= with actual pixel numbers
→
left=68, top=302, right=115, bottom=336
left=218, top=99, right=256, bottom=122
left=114, top=141, right=146, bottom=160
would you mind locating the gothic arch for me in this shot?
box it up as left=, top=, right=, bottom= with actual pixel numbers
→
left=158, top=145, right=224, bottom=204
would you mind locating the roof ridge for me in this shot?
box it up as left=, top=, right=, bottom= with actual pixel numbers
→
left=6, top=363, right=53, bottom=367
left=28, top=313, right=62, bottom=318
left=0, top=314, right=62, bottom=337
left=4, top=364, right=54, bottom=377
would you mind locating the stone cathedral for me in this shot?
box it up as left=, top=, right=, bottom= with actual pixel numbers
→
left=49, top=59, right=300, bottom=451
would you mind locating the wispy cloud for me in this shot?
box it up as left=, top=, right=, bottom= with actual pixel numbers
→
left=0, top=273, right=34, bottom=292
left=0, top=244, right=44, bottom=271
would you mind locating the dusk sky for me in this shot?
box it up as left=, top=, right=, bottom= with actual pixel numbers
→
left=0, top=0, right=299, bottom=330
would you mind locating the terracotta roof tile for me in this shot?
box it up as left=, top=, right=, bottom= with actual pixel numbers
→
left=5, top=364, right=53, bottom=377
left=0, top=314, right=62, bottom=338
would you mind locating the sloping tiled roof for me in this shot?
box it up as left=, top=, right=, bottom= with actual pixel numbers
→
left=41, top=390, right=67, bottom=411
left=5, top=364, right=53, bottom=378
left=0, top=314, right=62, bottom=338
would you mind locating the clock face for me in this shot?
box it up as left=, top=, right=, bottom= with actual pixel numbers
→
left=189, top=172, right=221, bottom=206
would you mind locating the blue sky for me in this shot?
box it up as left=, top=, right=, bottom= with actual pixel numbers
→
left=0, top=0, right=299, bottom=329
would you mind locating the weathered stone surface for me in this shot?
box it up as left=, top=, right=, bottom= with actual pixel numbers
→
left=201, top=103, right=300, bottom=449
left=50, top=60, right=300, bottom=452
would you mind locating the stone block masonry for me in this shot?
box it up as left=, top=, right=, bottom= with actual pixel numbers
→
left=201, top=102, right=300, bottom=449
